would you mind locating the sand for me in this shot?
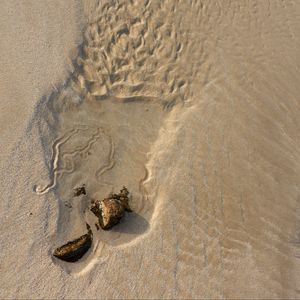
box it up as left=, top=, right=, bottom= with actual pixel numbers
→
left=1, top=0, right=300, bottom=298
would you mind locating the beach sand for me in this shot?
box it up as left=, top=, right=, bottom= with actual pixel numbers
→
left=1, top=0, right=300, bottom=298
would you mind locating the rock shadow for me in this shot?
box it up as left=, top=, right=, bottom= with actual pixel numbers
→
left=107, top=212, right=149, bottom=235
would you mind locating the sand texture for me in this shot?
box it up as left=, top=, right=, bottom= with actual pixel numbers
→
left=1, top=0, right=300, bottom=298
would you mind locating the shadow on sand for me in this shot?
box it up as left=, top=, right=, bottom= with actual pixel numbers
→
left=109, top=212, right=150, bottom=235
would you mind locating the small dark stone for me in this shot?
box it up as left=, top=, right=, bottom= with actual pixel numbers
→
left=53, top=224, right=92, bottom=263
left=29, top=212, right=33, bottom=216
left=74, top=185, right=86, bottom=197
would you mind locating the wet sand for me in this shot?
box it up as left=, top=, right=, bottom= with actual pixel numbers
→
left=1, top=0, right=300, bottom=298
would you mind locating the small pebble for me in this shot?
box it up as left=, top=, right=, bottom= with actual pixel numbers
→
left=90, top=186, right=132, bottom=230
left=53, top=224, right=92, bottom=262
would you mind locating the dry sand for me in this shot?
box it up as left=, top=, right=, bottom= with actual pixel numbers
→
left=1, top=0, right=300, bottom=298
